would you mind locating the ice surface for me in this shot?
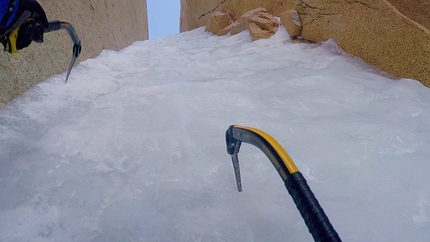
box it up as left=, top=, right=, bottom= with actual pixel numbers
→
left=1, top=27, right=430, bottom=241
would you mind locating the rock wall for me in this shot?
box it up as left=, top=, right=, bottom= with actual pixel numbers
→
left=295, top=0, right=430, bottom=87
left=205, top=8, right=280, bottom=41
left=0, top=0, right=148, bottom=108
left=180, top=0, right=430, bottom=87
left=180, top=0, right=294, bottom=32
left=386, top=0, right=430, bottom=30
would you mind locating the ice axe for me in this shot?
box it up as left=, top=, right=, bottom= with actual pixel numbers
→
left=44, top=20, right=81, bottom=83
left=225, top=125, right=342, bottom=242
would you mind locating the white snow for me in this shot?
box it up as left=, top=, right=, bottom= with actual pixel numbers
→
left=1, top=27, right=430, bottom=242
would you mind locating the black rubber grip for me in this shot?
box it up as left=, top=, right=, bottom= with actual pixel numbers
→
left=45, top=20, right=62, bottom=33
left=285, top=172, right=341, bottom=242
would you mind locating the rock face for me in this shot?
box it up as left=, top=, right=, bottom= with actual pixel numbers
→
left=205, top=11, right=234, bottom=35
left=180, top=0, right=430, bottom=87
left=294, top=0, right=430, bottom=87
left=0, top=0, right=149, bottom=108
left=245, top=9, right=279, bottom=40
left=386, top=0, right=430, bottom=30
left=205, top=7, right=279, bottom=41
left=280, top=9, right=302, bottom=39
left=246, top=8, right=279, bottom=39
left=181, top=0, right=295, bottom=33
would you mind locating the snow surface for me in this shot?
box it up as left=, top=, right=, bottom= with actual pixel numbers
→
left=1, top=27, right=430, bottom=242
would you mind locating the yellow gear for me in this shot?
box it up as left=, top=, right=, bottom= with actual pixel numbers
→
left=5, top=25, right=20, bottom=55
left=4, top=18, right=34, bottom=55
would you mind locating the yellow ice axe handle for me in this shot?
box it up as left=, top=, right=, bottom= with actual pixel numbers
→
left=225, top=125, right=341, bottom=242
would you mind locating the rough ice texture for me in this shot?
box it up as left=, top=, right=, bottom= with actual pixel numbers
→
left=1, top=26, right=430, bottom=242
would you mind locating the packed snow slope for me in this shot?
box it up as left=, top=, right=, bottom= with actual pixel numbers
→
left=1, top=27, right=430, bottom=242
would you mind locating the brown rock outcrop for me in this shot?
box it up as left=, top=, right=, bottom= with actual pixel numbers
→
left=229, top=22, right=245, bottom=35
left=217, top=23, right=236, bottom=36
left=180, top=0, right=430, bottom=87
left=280, top=9, right=302, bottom=38
left=206, top=8, right=279, bottom=41
left=205, top=11, right=234, bottom=35
left=294, top=0, right=430, bottom=87
left=180, top=0, right=295, bottom=33
left=248, top=23, right=271, bottom=40
left=386, top=0, right=430, bottom=30
left=246, top=9, right=279, bottom=33
left=242, top=8, right=279, bottom=40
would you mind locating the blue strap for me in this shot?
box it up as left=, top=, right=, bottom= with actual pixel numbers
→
left=0, top=0, right=20, bottom=29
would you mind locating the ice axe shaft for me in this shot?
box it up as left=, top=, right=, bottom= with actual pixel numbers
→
left=45, top=20, right=81, bottom=83
left=225, top=125, right=342, bottom=242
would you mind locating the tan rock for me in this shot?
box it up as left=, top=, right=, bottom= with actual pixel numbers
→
left=206, top=8, right=279, bottom=39
left=240, top=7, right=268, bottom=28
left=248, top=22, right=272, bottom=41
left=230, top=22, right=246, bottom=35
left=205, top=11, right=234, bottom=35
left=386, top=0, right=430, bottom=30
left=280, top=9, right=302, bottom=38
left=180, top=0, right=296, bottom=32
left=236, top=8, right=279, bottom=40
left=217, top=22, right=235, bottom=36
left=248, top=11, right=279, bottom=34
left=295, top=0, right=430, bottom=87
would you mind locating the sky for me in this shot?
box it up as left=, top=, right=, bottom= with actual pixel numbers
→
left=147, top=0, right=180, bottom=39
left=1, top=26, right=430, bottom=241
